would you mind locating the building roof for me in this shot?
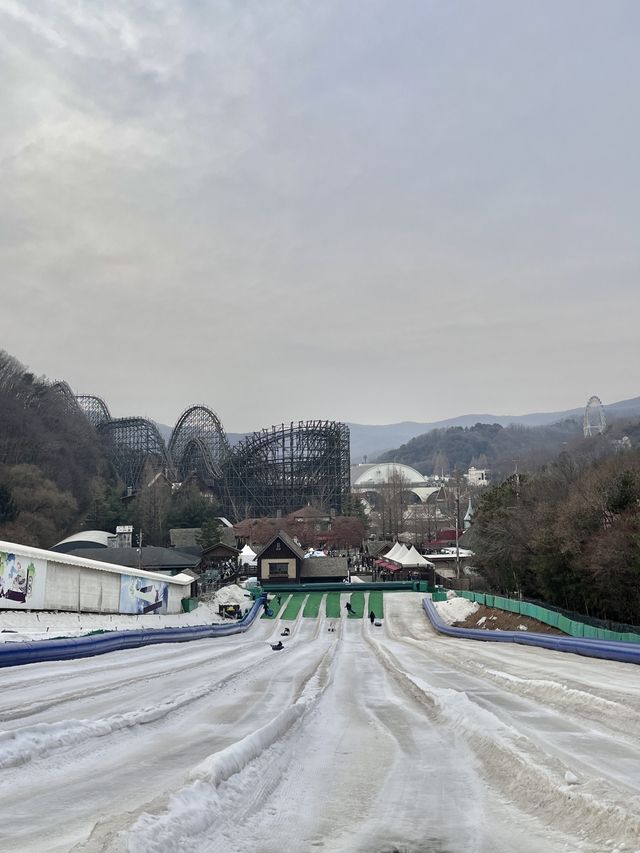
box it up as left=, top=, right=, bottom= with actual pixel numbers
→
left=169, top=528, right=200, bottom=549
left=290, top=505, right=331, bottom=520
left=60, top=546, right=201, bottom=571
left=254, top=530, right=306, bottom=561
left=53, top=530, right=113, bottom=551
left=365, top=540, right=391, bottom=557
left=172, top=545, right=203, bottom=557
left=180, top=568, right=201, bottom=580
left=202, top=542, right=240, bottom=557
left=170, top=525, right=237, bottom=550
left=351, top=462, right=428, bottom=487
left=302, top=557, right=348, bottom=578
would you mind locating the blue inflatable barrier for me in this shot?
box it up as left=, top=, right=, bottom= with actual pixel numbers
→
left=0, top=595, right=267, bottom=669
left=422, top=597, right=640, bottom=666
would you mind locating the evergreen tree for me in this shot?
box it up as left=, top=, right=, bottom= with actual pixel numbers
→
left=0, top=484, right=18, bottom=523
left=196, top=518, right=224, bottom=549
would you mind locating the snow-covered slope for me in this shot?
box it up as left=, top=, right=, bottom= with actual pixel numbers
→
left=1, top=593, right=639, bottom=852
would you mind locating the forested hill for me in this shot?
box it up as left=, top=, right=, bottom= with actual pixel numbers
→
left=345, top=396, right=640, bottom=462
left=377, top=420, right=584, bottom=477
left=468, top=446, right=640, bottom=626
left=0, top=350, right=114, bottom=547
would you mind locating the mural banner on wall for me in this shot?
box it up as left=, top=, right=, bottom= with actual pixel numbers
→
left=0, top=551, right=47, bottom=610
left=119, top=574, right=169, bottom=615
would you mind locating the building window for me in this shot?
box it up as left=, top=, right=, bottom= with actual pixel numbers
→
left=269, top=562, right=289, bottom=576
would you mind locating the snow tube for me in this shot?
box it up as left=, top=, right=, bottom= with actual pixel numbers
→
left=422, top=597, right=640, bottom=665
left=0, top=596, right=267, bottom=669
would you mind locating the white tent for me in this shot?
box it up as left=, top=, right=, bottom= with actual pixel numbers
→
left=390, top=544, right=409, bottom=563
left=397, top=545, right=434, bottom=569
left=384, top=542, right=402, bottom=562
left=239, top=544, right=257, bottom=567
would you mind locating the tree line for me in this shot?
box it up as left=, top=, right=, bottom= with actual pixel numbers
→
left=377, top=420, right=584, bottom=478
left=0, top=351, right=226, bottom=548
left=468, top=438, right=640, bottom=626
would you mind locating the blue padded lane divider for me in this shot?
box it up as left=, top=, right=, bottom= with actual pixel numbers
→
left=422, top=597, right=640, bottom=666
left=0, top=595, right=267, bottom=669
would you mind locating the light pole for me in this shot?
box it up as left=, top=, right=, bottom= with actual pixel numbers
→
left=454, top=474, right=461, bottom=581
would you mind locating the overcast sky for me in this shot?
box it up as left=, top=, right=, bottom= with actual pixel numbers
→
left=1, top=1, right=638, bottom=432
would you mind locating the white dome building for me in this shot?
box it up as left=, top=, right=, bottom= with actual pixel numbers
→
left=350, top=463, right=442, bottom=504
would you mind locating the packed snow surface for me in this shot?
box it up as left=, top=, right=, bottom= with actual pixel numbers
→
left=1, top=592, right=640, bottom=853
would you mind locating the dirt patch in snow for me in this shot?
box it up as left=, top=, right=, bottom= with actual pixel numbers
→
left=454, top=604, right=565, bottom=635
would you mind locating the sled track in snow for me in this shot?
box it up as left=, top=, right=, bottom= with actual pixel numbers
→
left=2, top=593, right=640, bottom=853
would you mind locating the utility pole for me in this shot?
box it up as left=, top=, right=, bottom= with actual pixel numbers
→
left=137, top=530, right=143, bottom=571
left=454, top=472, right=461, bottom=581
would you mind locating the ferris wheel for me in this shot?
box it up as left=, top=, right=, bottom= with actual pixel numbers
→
left=583, top=395, right=606, bottom=437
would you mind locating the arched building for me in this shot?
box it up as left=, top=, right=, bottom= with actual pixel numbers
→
left=350, top=463, right=444, bottom=505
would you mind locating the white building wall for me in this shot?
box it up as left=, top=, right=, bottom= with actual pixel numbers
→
left=0, top=539, right=191, bottom=615
left=167, top=583, right=187, bottom=614
left=44, top=562, right=123, bottom=612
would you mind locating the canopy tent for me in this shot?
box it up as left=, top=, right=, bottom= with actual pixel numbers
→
left=239, top=544, right=257, bottom=567
left=390, top=544, right=409, bottom=563
left=397, top=545, right=435, bottom=569
left=384, top=542, right=402, bottom=562
left=374, top=560, right=400, bottom=572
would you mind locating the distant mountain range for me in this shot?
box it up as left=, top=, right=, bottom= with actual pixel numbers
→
left=346, top=396, right=640, bottom=462
left=156, top=395, right=640, bottom=465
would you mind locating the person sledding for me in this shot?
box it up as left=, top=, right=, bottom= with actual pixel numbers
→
left=280, top=627, right=290, bottom=636
left=270, top=641, right=284, bottom=651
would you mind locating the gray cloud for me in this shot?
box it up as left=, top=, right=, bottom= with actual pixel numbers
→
left=1, top=1, right=638, bottom=432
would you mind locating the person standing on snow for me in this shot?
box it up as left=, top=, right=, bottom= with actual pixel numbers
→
left=369, top=611, right=375, bottom=625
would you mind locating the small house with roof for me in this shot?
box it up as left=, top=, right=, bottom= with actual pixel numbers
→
left=255, top=531, right=348, bottom=584
left=255, top=531, right=305, bottom=584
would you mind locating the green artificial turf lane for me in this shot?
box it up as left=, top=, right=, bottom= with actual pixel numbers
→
left=325, top=592, right=341, bottom=619
left=368, top=591, right=384, bottom=620
left=281, top=593, right=307, bottom=620
left=303, top=592, right=323, bottom=618
left=260, top=593, right=289, bottom=619
left=348, top=590, right=365, bottom=618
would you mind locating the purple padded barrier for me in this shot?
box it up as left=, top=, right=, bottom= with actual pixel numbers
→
left=422, top=597, right=640, bottom=666
left=0, top=595, right=267, bottom=669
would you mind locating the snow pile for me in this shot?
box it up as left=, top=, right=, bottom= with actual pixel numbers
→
left=215, top=585, right=252, bottom=607
left=0, top=584, right=254, bottom=643
left=432, top=596, right=479, bottom=625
